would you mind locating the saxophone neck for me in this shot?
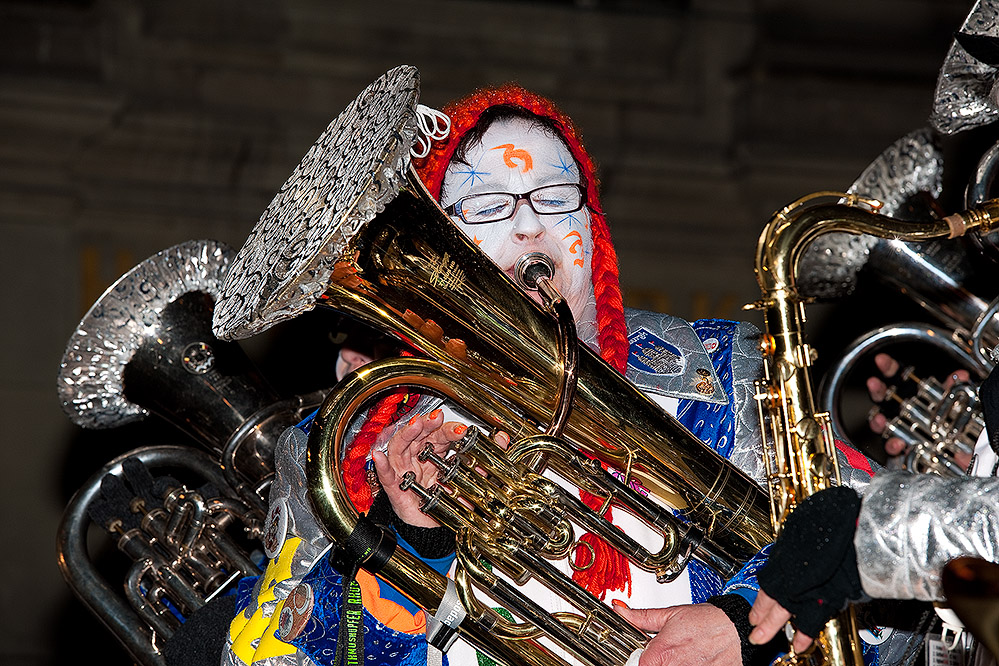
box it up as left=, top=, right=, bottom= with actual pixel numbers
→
left=752, top=193, right=999, bottom=302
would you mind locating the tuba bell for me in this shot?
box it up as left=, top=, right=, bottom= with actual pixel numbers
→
left=56, top=239, right=325, bottom=665
left=213, top=65, right=773, bottom=666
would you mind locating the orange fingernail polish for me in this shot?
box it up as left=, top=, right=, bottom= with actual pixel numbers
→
left=454, top=424, right=467, bottom=435
left=430, top=409, right=443, bottom=419
left=611, top=598, right=628, bottom=608
left=408, top=417, right=417, bottom=425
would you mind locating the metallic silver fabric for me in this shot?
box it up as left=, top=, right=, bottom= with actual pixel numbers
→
left=623, top=309, right=728, bottom=405
left=212, top=65, right=420, bottom=342
left=846, top=128, right=943, bottom=215
left=797, top=128, right=943, bottom=299
left=727, top=320, right=767, bottom=488
left=856, top=470, right=999, bottom=601
left=221, top=425, right=325, bottom=666
left=931, top=0, right=999, bottom=135
left=57, top=239, right=232, bottom=429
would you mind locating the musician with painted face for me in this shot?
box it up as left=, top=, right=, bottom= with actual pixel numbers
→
left=371, top=88, right=782, bottom=666
left=224, top=87, right=890, bottom=666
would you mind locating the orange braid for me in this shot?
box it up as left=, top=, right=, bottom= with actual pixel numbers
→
left=342, top=389, right=412, bottom=513
left=415, top=85, right=633, bottom=600
left=590, top=210, right=628, bottom=374
left=572, top=463, right=632, bottom=599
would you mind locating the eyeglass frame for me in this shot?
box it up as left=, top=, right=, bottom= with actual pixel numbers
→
left=443, top=183, right=588, bottom=224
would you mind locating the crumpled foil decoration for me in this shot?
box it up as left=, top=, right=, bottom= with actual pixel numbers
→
left=212, top=65, right=420, bottom=341
left=931, top=0, right=999, bottom=135
left=58, top=239, right=233, bottom=428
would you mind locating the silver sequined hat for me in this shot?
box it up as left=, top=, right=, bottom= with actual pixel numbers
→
left=797, top=128, right=944, bottom=299
left=931, top=0, right=999, bottom=135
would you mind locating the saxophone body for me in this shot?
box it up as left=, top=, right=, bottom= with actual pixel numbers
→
left=748, top=192, right=999, bottom=664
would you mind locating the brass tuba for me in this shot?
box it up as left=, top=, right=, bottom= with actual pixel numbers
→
left=746, top=190, right=999, bottom=665
left=56, top=239, right=324, bottom=666
left=213, top=65, right=773, bottom=666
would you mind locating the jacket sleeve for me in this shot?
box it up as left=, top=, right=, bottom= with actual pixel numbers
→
left=856, top=470, right=999, bottom=601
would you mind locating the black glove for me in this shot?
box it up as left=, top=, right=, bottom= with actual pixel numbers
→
left=756, top=486, right=865, bottom=638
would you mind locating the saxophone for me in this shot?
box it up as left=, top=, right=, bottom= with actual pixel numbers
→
left=746, top=191, right=999, bottom=665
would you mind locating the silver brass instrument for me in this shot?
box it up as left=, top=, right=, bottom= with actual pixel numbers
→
left=874, top=364, right=983, bottom=476
left=56, top=240, right=324, bottom=666
left=213, top=65, right=773, bottom=666
left=810, top=130, right=999, bottom=475
left=58, top=446, right=265, bottom=666
left=747, top=189, right=999, bottom=665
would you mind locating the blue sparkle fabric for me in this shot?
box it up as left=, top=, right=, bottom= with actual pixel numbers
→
left=296, top=409, right=318, bottom=435
left=672, top=319, right=768, bottom=604
left=286, top=556, right=440, bottom=666
left=676, top=319, right=738, bottom=459
left=687, top=560, right=723, bottom=603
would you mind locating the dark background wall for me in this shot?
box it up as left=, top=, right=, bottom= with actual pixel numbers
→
left=0, top=0, right=982, bottom=663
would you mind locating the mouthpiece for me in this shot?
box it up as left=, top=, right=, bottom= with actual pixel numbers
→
left=514, top=252, right=555, bottom=291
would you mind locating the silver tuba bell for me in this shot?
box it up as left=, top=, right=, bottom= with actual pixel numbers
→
left=56, top=239, right=325, bottom=665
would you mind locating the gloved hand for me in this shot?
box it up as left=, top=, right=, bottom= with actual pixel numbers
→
left=754, top=486, right=865, bottom=640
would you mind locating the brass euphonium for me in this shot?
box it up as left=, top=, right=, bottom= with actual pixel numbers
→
left=746, top=190, right=999, bottom=665
left=56, top=240, right=324, bottom=666
left=213, top=66, right=773, bottom=666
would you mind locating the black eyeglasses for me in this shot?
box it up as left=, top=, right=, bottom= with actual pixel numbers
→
left=444, top=183, right=586, bottom=224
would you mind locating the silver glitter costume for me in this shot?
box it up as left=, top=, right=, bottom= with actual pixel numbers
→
left=856, top=471, right=999, bottom=601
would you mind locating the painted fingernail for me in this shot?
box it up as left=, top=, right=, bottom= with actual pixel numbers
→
left=611, top=598, right=628, bottom=608
left=408, top=417, right=417, bottom=426
left=430, top=409, right=443, bottom=419
left=453, top=424, right=467, bottom=435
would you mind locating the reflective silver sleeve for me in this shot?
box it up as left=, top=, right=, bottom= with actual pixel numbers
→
left=856, top=471, right=999, bottom=601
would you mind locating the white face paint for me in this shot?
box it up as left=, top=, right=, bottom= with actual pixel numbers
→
left=441, top=117, right=598, bottom=345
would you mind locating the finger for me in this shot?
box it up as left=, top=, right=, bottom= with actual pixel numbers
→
left=954, top=450, right=973, bottom=471
left=426, top=421, right=468, bottom=448
left=884, top=436, right=907, bottom=456
left=943, top=370, right=971, bottom=389
left=868, top=410, right=888, bottom=436
left=792, top=631, right=815, bottom=653
left=874, top=353, right=900, bottom=378
left=748, top=590, right=777, bottom=626
left=401, top=410, right=446, bottom=453
left=747, top=593, right=791, bottom=645
left=387, top=418, right=420, bottom=464
left=612, top=603, right=678, bottom=633
left=866, top=376, right=888, bottom=403
left=372, top=450, right=397, bottom=486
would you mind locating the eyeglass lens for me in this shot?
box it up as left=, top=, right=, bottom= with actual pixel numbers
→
left=458, top=184, right=583, bottom=223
